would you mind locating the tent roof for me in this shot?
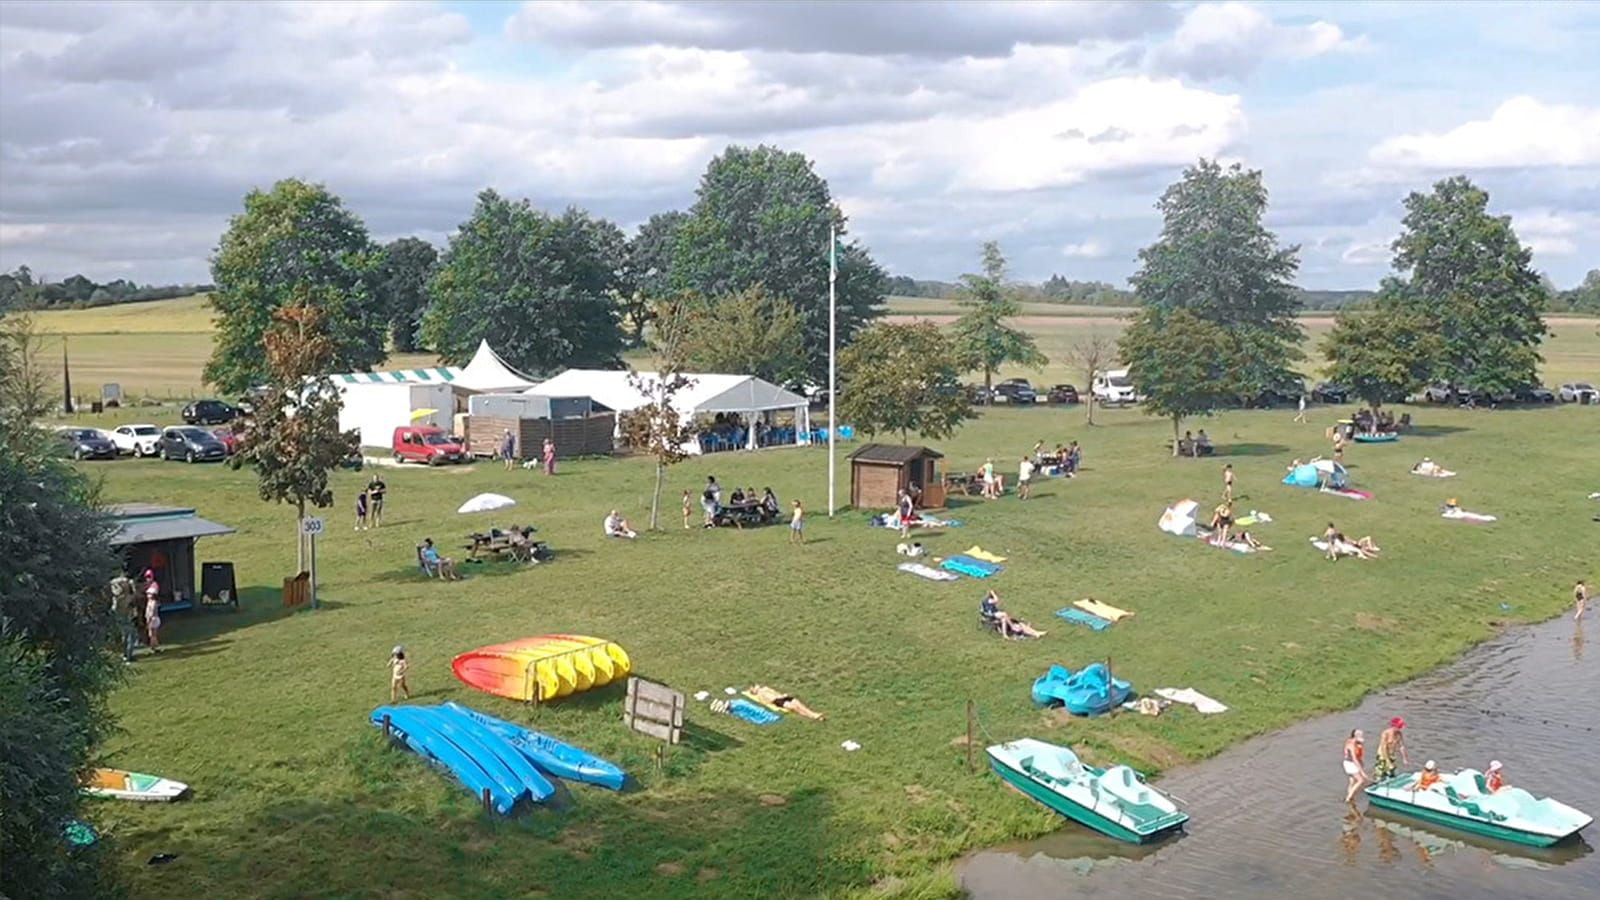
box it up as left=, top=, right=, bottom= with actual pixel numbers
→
left=335, top=367, right=456, bottom=385
left=453, top=340, right=539, bottom=392
left=107, top=503, right=235, bottom=546
left=526, top=370, right=806, bottom=414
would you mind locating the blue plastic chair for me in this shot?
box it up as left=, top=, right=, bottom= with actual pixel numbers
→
left=839, top=425, right=855, bottom=441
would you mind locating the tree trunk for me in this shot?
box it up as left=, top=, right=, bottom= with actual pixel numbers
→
left=1171, top=416, right=1182, bottom=457
left=984, top=367, right=993, bottom=392
left=900, top=428, right=908, bottom=444
left=1086, top=391, right=1096, bottom=426
left=649, top=462, right=664, bottom=531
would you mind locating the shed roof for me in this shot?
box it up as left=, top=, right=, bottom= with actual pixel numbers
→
left=107, top=503, right=236, bottom=546
left=848, top=443, right=943, bottom=464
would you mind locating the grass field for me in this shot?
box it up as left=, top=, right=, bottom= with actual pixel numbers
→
left=74, top=398, right=1598, bottom=899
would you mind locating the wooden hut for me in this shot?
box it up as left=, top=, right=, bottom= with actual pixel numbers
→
left=849, top=444, right=945, bottom=510
left=107, top=503, right=236, bottom=612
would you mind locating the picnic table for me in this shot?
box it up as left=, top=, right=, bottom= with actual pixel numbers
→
left=464, top=529, right=549, bottom=562
left=712, top=501, right=776, bottom=529
left=944, top=472, right=981, bottom=496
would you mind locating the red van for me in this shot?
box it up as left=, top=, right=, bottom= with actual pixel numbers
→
left=392, top=426, right=468, bottom=465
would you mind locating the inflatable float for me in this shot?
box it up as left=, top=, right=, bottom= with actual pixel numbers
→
left=453, top=634, right=630, bottom=703
left=1353, top=433, right=1400, bottom=443
left=82, top=768, right=189, bottom=802
left=1031, top=663, right=1133, bottom=716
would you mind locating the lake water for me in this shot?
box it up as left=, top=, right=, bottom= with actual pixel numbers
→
left=959, top=615, right=1596, bottom=900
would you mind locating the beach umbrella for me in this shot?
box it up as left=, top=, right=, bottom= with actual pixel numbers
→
left=410, top=408, right=439, bottom=422
left=458, top=493, right=516, bottom=514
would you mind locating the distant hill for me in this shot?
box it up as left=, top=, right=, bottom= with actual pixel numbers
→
left=888, top=274, right=1376, bottom=311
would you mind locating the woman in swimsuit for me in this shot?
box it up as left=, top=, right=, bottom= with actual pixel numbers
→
left=1342, top=729, right=1367, bottom=803
left=748, top=684, right=824, bottom=720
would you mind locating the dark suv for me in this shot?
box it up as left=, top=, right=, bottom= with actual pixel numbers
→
left=159, top=426, right=228, bottom=462
left=1311, top=381, right=1351, bottom=403
left=182, top=399, right=242, bottom=425
left=57, top=427, right=117, bottom=460
left=993, top=378, right=1038, bottom=405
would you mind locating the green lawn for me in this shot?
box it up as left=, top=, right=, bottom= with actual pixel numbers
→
left=79, top=401, right=1598, bottom=899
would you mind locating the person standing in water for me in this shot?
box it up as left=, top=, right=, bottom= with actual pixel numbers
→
left=1575, top=579, right=1588, bottom=621
left=1375, top=717, right=1408, bottom=780
left=1342, top=729, right=1367, bottom=803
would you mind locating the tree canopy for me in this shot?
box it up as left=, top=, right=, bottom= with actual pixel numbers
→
left=950, top=241, right=1047, bottom=390
left=1130, top=159, right=1303, bottom=395
left=670, top=145, right=886, bottom=382
left=660, top=286, right=806, bottom=387
left=420, top=191, right=627, bottom=373
left=376, top=237, right=438, bottom=353
left=1118, top=307, right=1243, bottom=453
left=206, top=179, right=386, bottom=395
left=838, top=321, right=971, bottom=444
left=1, top=313, right=124, bottom=899
left=1320, top=307, right=1442, bottom=410
left=1375, top=177, right=1548, bottom=392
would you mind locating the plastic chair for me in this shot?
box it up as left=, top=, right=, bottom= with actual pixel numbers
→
left=839, top=425, right=855, bottom=441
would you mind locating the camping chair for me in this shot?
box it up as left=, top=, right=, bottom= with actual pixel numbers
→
left=1398, top=413, right=1413, bottom=432
left=978, top=609, right=1003, bottom=634
left=416, top=545, right=440, bottom=578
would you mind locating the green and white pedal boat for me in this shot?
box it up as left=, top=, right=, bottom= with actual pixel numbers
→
left=986, top=738, right=1188, bottom=844
left=1365, top=769, right=1592, bottom=848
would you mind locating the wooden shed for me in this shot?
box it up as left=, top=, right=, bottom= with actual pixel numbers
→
left=849, top=444, right=945, bottom=510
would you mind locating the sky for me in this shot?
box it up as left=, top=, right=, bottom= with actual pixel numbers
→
left=1, top=0, right=1597, bottom=290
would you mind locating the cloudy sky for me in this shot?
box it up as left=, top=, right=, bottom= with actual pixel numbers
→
left=2, top=1, right=1597, bottom=290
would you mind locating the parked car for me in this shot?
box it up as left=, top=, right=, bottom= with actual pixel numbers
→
left=1311, top=381, right=1351, bottom=404
left=392, top=425, right=469, bottom=465
left=1244, top=377, right=1306, bottom=409
left=109, top=423, right=162, bottom=457
left=1046, top=384, right=1080, bottom=404
left=1421, top=382, right=1457, bottom=405
left=158, top=426, right=228, bottom=463
left=1513, top=383, right=1556, bottom=404
left=56, top=427, right=117, bottom=460
left=993, top=378, right=1038, bottom=405
left=1559, top=382, right=1599, bottom=404
left=181, top=399, right=242, bottom=425
left=965, top=384, right=994, bottom=405
left=211, top=425, right=242, bottom=455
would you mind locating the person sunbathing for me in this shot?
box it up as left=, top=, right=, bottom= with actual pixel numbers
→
left=981, top=590, right=1046, bottom=639
left=420, top=539, right=461, bottom=580
left=1236, top=530, right=1272, bottom=551
left=1354, top=536, right=1380, bottom=556
left=1441, top=498, right=1461, bottom=514
left=1412, top=458, right=1438, bottom=475
left=748, top=684, right=825, bottom=720
left=604, top=510, right=638, bottom=539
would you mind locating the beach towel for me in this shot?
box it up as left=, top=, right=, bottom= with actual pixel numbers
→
left=1154, top=688, right=1229, bottom=714
left=1322, top=487, right=1372, bottom=500
left=743, top=687, right=824, bottom=720
left=1055, top=608, right=1112, bottom=631
left=1197, top=530, right=1256, bottom=553
left=1310, top=537, right=1368, bottom=558
left=1074, top=599, right=1132, bottom=622
left=1233, top=511, right=1272, bottom=527
left=1412, top=469, right=1457, bottom=478
left=712, top=698, right=781, bottom=725
left=964, top=547, right=1008, bottom=563
left=940, top=558, right=1000, bottom=578
left=1442, top=508, right=1496, bottom=523
left=898, top=562, right=959, bottom=582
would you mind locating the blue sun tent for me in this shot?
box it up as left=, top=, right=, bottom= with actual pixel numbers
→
left=1284, top=460, right=1348, bottom=490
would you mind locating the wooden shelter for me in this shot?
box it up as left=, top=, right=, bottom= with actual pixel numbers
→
left=107, top=503, right=236, bottom=613
left=849, top=444, right=945, bottom=510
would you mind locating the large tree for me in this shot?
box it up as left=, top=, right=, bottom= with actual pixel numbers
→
left=206, top=179, right=386, bottom=395
left=376, top=237, right=438, bottom=352
left=670, top=145, right=886, bottom=382
left=1067, top=330, right=1117, bottom=425
left=1320, top=308, right=1442, bottom=410
left=1380, top=176, right=1547, bottom=392
left=233, top=300, right=360, bottom=575
left=659, top=286, right=806, bottom=386
left=1131, top=159, right=1303, bottom=396
left=620, top=211, right=688, bottom=346
left=838, top=321, right=971, bottom=444
left=1, top=312, right=124, bottom=899
left=1118, top=307, right=1244, bottom=455
left=950, top=241, right=1047, bottom=392
left=1560, top=269, right=1600, bottom=313
left=420, top=191, right=627, bottom=372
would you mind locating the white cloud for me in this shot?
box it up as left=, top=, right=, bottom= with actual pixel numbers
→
left=1061, top=239, right=1110, bottom=259
left=1339, top=240, right=1390, bottom=266
left=1151, top=2, right=1364, bottom=79
left=1509, top=210, right=1596, bottom=257
left=1368, top=97, right=1600, bottom=171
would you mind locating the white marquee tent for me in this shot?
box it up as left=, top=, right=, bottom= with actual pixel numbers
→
left=331, top=341, right=539, bottom=447
left=527, top=369, right=809, bottom=454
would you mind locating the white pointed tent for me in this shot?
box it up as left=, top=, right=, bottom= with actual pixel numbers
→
left=526, top=369, right=809, bottom=454
left=452, top=340, right=539, bottom=392
left=330, top=341, right=538, bottom=447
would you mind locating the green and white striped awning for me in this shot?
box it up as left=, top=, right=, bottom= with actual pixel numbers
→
left=337, top=368, right=458, bottom=385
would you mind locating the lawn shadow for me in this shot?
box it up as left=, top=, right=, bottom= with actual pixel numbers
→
left=1409, top=424, right=1471, bottom=437
left=160, top=585, right=306, bottom=643
left=1223, top=443, right=1291, bottom=457
left=679, top=720, right=742, bottom=754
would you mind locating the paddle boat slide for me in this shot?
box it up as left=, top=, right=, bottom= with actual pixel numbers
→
left=1366, top=769, right=1591, bottom=847
left=987, top=739, right=1188, bottom=843
left=452, top=634, right=630, bottom=702
left=82, top=768, right=189, bottom=802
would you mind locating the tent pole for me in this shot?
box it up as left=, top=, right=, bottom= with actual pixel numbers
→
left=827, top=225, right=837, bottom=517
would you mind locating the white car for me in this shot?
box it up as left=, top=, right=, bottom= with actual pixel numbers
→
left=1558, top=382, right=1598, bottom=404
left=109, top=423, right=163, bottom=457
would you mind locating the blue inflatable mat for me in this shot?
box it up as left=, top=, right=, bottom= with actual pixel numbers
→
left=726, top=698, right=781, bottom=725
left=1055, top=608, right=1112, bottom=631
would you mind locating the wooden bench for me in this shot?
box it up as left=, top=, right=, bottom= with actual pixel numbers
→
left=944, top=472, right=981, bottom=496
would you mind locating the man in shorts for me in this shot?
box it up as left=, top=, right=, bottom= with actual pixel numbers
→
left=1017, top=456, right=1034, bottom=500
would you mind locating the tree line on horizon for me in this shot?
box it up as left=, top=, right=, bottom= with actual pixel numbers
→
left=0, top=266, right=213, bottom=311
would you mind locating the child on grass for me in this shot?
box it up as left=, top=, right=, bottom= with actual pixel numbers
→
left=682, top=490, right=692, bottom=530
left=389, top=646, right=411, bottom=701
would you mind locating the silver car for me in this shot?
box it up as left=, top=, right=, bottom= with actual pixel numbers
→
left=1558, top=382, right=1598, bottom=404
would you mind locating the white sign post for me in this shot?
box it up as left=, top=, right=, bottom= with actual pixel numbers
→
left=300, top=516, right=324, bottom=609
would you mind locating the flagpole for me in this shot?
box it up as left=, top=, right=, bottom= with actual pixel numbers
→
left=827, top=225, right=837, bottom=518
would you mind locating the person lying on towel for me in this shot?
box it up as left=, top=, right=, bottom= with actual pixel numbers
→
left=1236, top=530, right=1272, bottom=551
left=981, top=590, right=1046, bottom=639
left=748, top=685, right=825, bottom=720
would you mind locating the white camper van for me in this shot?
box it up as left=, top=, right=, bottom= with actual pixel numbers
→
left=1091, top=368, right=1138, bottom=405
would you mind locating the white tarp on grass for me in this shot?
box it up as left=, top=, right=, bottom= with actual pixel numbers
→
left=1159, top=499, right=1199, bottom=537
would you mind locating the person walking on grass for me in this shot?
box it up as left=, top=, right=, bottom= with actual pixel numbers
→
left=142, top=570, right=163, bottom=654
left=1222, top=464, right=1235, bottom=501
left=111, top=574, right=139, bottom=663
left=1375, top=717, right=1408, bottom=781
left=1342, top=729, right=1367, bottom=804
left=1294, top=393, right=1308, bottom=424
left=1333, top=432, right=1347, bottom=465
left=790, top=500, right=805, bottom=545
left=1018, top=455, right=1034, bottom=500
left=355, top=488, right=368, bottom=531
left=367, top=474, right=387, bottom=527
left=1577, top=580, right=1589, bottom=621
left=389, top=646, right=411, bottom=702
left=682, top=490, right=692, bottom=530
left=542, top=437, right=556, bottom=476
left=500, top=429, right=516, bottom=471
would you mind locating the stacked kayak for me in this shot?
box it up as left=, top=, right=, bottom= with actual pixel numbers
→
left=371, top=703, right=626, bottom=813
left=452, top=635, right=630, bottom=703
left=1032, top=663, right=1133, bottom=716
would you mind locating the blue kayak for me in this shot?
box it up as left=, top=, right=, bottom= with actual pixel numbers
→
left=416, top=706, right=555, bottom=803
left=372, top=706, right=520, bottom=814
left=1032, top=663, right=1134, bottom=716
left=444, top=702, right=628, bottom=791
